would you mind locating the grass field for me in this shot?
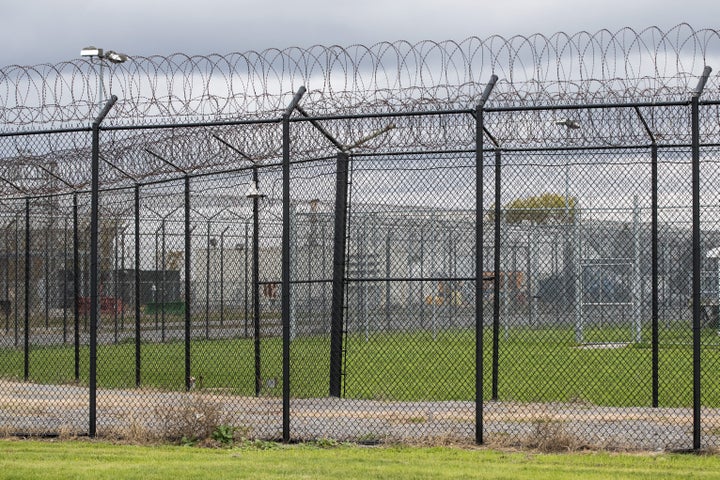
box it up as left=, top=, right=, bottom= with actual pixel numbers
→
left=2, top=439, right=720, bottom=480
left=1, top=325, right=720, bottom=407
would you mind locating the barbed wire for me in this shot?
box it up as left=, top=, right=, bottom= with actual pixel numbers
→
left=0, top=24, right=719, bottom=197
left=1, top=24, right=719, bottom=127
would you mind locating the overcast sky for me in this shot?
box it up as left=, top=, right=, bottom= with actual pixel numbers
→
left=3, top=0, right=720, bottom=67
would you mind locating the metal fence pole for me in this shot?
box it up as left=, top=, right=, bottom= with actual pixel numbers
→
left=63, top=217, right=68, bottom=343
left=4, top=221, right=10, bottom=335
left=134, top=184, right=142, bottom=387
left=282, top=86, right=306, bottom=442
left=113, top=224, right=119, bottom=343
left=73, top=193, right=80, bottom=381
left=476, top=74, right=497, bottom=445
left=330, top=151, right=350, bottom=397
left=253, top=167, right=261, bottom=396
left=691, top=65, right=712, bottom=451
left=120, top=227, right=125, bottom=332
left=44, top=216, right=50, bottom=329
left=492, top=149, right=502, bottom=401
left=161, top=218, right=166, bottom=342
left=89, top=95, right=118, bottom=437
left=206, top=220, right=211, bottom=340
left=220, top=226, right=229, bottom=327
left=244, top=222, right=249, bottom=338
left=651, top=143, right=659, bottom=408
left=184, top=175, right=192, bottom=391
left=14, top=216, right=19, bottom=348
left=23, top=198, right=30, bottom=381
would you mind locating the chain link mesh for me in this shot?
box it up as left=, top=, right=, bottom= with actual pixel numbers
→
left=1, top=97, right=720, bottom=451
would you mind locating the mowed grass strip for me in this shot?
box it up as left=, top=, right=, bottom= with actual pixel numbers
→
left=1, top=326, right=720, bottom=407
left=2, top=440, right=720, bottom=480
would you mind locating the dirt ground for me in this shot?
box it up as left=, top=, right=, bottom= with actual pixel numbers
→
left=1, top=379, right=716, bottom=451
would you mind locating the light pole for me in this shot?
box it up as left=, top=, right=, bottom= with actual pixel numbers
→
left=555, top=118, right=582, bottom=343
left=554, top=118, right=580, bottom=221
left=80, top=46, right=128, bottom=112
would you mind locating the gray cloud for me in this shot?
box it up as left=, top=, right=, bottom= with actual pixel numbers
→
left=3, top=0, right=720, bottom=67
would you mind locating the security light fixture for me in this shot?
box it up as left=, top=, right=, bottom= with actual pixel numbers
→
left=245, top=179, right=264, bottom=199
left=81, top=46, right=103, bottom=57
left=555, top=118, right=581, bottom=129
left=80, top=46, right=128, bottom=64
left=104, top=50, right=128, bottom=64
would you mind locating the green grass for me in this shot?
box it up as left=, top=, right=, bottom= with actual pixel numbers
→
left=2, top=325, right=720, bottom=407
left=2, top=440, right=720, bottom=480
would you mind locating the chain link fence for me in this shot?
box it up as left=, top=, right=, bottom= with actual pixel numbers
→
left=3, top=31, right=720, bottom=450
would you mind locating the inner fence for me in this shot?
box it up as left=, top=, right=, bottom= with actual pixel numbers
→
left=0, top=99, right=719, bottom=451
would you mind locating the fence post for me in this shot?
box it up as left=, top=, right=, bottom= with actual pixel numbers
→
left=62, top=217, right=68, bottom=343
left=206, top=220, right=211, bottom=340
left=634, top=106, right=659, bottom=408
left=135, top=184, right=141, bottom=387
left=73, top=193, right=80, bottom=381
left=691, top=65, right=712, bottom=451
left=475, top=74, right=498, bottom=445
left=89, top=95, right=118, bottom=437
left=282, top=86, right=306, bottom=442
left=184, top=175, right=192, bottom=391
left=23, top=197, right=30, bottom=381
left=14, top=216, right=19, bottom=348
left=244, top=222, right=249, bottom=338
left=492, top=149, right=501, bottom=401
left=253, top=166, right=261, bottom=396
left=651, top=142, right=659, bottom=407
left=329, top=151, right=350, bottom=397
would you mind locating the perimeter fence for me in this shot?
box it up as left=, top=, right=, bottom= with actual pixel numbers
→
left=3, top=27, right=720, bottom=451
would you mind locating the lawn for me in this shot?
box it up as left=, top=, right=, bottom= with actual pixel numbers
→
left=2, top=439, right=720, bottom=480
left=1, top=325, right=720, bottom=408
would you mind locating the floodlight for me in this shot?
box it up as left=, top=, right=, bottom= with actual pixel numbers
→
left=104, top=50, right=129, bottom=64
left=80, top=46, right=128, bottom=64
left=81, top=46, right=103, bottom=57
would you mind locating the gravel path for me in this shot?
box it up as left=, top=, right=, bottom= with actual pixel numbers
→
left=2, top=379, right=717, bottom=450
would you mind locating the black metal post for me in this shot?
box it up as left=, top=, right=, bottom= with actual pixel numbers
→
left=23, top=198, right=30, bottom=381
left=89, top=95, right=117, bottom=438
left=220, top=226, right=228, bottom=327
left=282, top=110, right=291, bottom=442
left=492, top=149, right=502, bottom=401
left=14, top=216, right=19, bottom=348
left=691, top=66, right=711, bottom=451
left=329, top=152, right=350, bottom=397
left=651, top=142, right=659, bottom=408
left=184, top=175, right=192, bottom=391
left=282, top=86, right=305, bottom=443
left=63, top=217, right=68, bottom=343
left=253, top=166, right=261, bottom=397
left=385, top=230, right=391, bottom=330
left=73, top=193, right=80, bottom=381
left=206, top=220, right=211, bottom=340
left=154, top=226, right=159, bottom=329
left=244, top=222, right=249, bottom=338
left=134, top=185, right=141, bottom=387
left=120, top=227, right=126, bottom=331
left=476, top=74, right=497, bottom=445
left=4, top=221, right=10, bottom=335
left=161, top=218, right=166, bottom=342
left=635, top=106, right=659, bottom=409
left=44, top=216, right=49, bottom=329
left=113, top=224, right=119, bottom=343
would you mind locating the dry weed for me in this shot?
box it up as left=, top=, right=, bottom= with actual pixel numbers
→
left=153, top=394, right=223, bottom=442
